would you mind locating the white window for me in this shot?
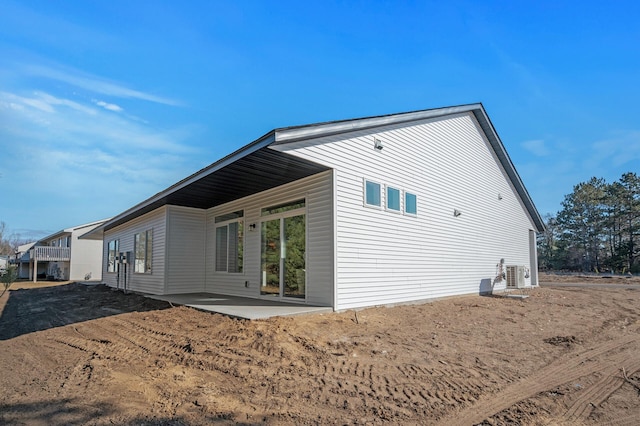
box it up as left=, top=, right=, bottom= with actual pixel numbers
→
left=405, top=192, right=417, bottom=215
left=215, top=210, right=244, bottom=273
left=134, top=230, right=153, bottom=274
left=107, top=239, right=119, bottom=273
left=386, top=186, right=401, bottom=212
left=364, top=180, right=381, bottom=207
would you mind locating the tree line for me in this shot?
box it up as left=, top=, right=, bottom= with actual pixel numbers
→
left=538, top=172, right=640, bottom=274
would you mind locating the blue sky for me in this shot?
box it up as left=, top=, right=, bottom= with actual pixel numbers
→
left=1, top=0, right=639, bottom=241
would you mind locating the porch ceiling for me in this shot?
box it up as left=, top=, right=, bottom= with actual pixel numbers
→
left=103, top=147, right=330, bottom=231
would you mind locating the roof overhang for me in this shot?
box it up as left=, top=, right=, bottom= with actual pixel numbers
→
left=42, top=219, right=111, bottom=242
left=83, top=103, right=544, bottom=239
left=82, top=140, right=331, bottom=239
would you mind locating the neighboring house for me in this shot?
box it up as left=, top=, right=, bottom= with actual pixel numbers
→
left=16, top=219, right=110, bottom=282
left=13, top=242, right=36, bottom=279
left=83, top=104, right=545, bottom=311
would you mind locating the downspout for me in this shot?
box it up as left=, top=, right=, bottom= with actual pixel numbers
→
left=332, top=169, right=338, bottom=311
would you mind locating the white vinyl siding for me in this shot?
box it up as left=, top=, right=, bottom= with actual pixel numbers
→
left=165, top=206, right=206, bottom=294
left=102, top=207, right=167, bottom=295
left=205, top=170, right=333, bottom=306
left=271, top=112, right=537, bottom=310
left=68, top=221, right=107, bottom=281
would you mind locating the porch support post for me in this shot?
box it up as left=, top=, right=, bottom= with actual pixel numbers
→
left=33, top=258, right=37, bottom=283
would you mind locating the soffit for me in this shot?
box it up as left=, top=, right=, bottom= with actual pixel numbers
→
left=102, top=148, right=330, bottom=232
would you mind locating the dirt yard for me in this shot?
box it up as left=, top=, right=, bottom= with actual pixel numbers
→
left=1, top=275, right=640, bottom=425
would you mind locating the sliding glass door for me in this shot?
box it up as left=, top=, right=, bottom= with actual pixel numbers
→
left=260, top=201, right=306, bottom=299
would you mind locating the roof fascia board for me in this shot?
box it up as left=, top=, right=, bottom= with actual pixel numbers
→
left=72, top=218, right=111, bottom=231
left=38, top=229, right=72, bottom=243
left=274, top=102, right=544, bottom=232
left=471, top=108, right=545, bottom=232
left=273, top=104, right=481, bottom=144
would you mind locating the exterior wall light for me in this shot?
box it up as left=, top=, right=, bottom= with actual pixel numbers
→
left=374, top=138, right=384, bottom=151
left=453, top=209, right=462, bottom=217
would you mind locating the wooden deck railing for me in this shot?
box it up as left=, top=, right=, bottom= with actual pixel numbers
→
left=31, top=246, right=71, bottom=261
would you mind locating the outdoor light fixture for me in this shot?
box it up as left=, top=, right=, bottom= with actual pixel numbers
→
left=453, top=209, right=462, bottom=217
left=374, top=138, right=384, bottom=151
left=249, top=223, right=256, bottom=231
left=498, top=193, right=503, bottom=200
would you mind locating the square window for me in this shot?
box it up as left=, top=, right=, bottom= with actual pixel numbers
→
left=387, top=187, right=400, bottom=211
left=405, top=192, right=417, bottom=215
left=365, top=180, right=381, bottom=207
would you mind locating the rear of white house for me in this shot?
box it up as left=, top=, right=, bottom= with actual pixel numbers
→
left=83, top=104, right=544, bottom=311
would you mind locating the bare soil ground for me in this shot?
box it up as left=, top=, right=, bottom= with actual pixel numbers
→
left=1, top=276, right=640, bottom=425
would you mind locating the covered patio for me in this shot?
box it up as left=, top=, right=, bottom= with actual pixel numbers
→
left=146, top=293, right=333, bottom=320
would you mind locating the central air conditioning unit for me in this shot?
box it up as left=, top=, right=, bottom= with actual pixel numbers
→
left=506, top=265, right=526, bottom=289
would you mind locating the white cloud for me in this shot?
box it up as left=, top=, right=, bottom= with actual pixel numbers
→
left=23, top=64, right=182, bottom=106
left=0, top=89, right=190, bottom=152
left=0, top=58, right=193, bottom=235
left=0, top=85, right=204, bottom=236
left=93, top=99, right=123, bottom=112
left=591, top=131, right=640, bottom=168
left=1, top=91, right=98, bottom=115
left=521, top=139, right=550, bottom=157
left=1, top=91, right=53, bottom=113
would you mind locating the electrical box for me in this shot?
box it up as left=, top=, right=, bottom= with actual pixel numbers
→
left=119, top=252, right=132, bottom=264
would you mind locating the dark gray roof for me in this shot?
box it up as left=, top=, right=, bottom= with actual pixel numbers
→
left=83, top=103, right=544, bottom=238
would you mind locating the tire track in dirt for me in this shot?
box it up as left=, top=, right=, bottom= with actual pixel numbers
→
left=558, top=357, right=640, bottom=422
left=435, top=334, right=640, bottom=426
left=600, top=413, right=640, bottom=426
left=47, top=308, right=550, bottom=423
left=78, top=317, right=256, bottom=379
left=54, top=314, right=498, bottom=422
left=304, top=354, right=497, bottom=421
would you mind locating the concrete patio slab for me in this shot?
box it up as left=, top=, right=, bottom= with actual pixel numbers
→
left=146, top=293, right=333, bottom=319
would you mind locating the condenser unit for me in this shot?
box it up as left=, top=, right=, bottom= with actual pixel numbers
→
left=506, top=265, right=526, bottom=289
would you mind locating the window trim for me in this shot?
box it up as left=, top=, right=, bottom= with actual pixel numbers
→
left=364, top=179, right=382, bottom=209
left=261, top=199, right=306, bottom=216
left=385, top=185, right=401, bottom=213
